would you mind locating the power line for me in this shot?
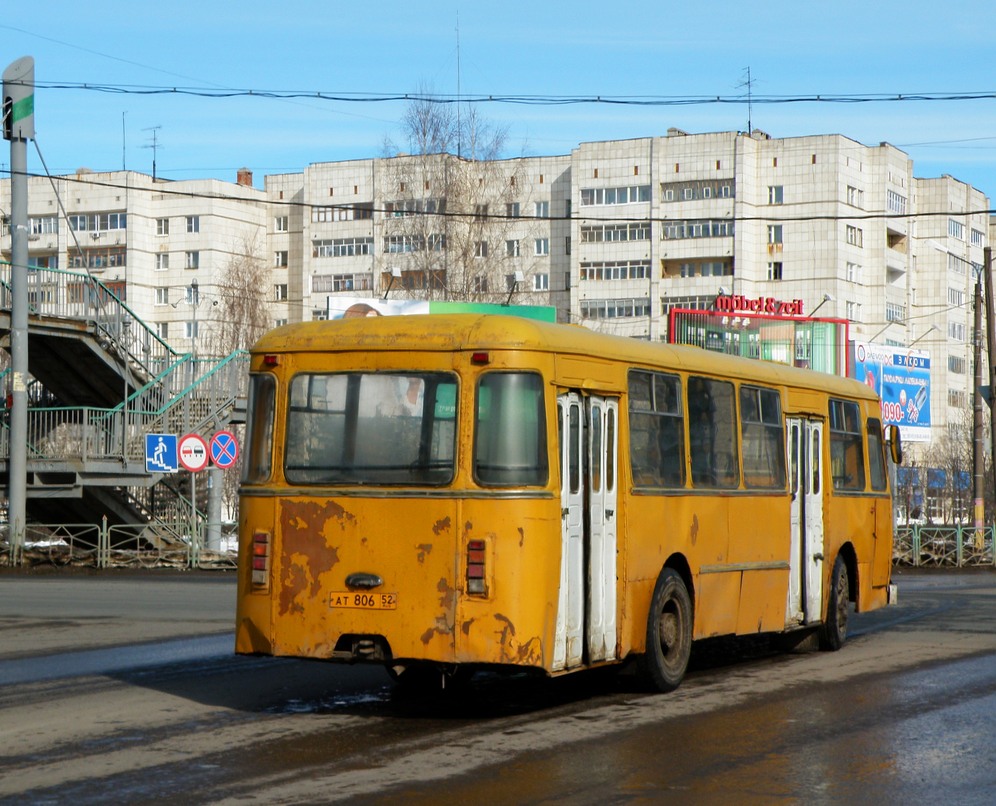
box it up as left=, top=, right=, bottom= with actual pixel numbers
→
left=25, top=81, right=996, bottom=107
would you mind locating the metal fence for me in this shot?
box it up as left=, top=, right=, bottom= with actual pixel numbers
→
left=0, top=520, right=238, bottom=570
left=893, top=525, right=996, bottom=567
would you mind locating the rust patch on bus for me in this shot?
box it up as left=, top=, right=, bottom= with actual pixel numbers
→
left=518, top=527, right=525, bottom=547
left=493, top=613, right=543, bottom=666
left=415, top=543, right=433, bottom=563
left=689, top=514, right=699, bottom=546
left=278, top=500, right=352, bottom=615
left=432, top=516, right=451, bottom=535
left=437, top=577, right=455, bottom=611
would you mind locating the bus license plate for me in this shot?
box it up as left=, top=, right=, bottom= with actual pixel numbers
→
left=329, top=592, right=398, bottom=610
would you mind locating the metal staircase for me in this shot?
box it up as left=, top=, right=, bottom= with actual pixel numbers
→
left=0, top=265, right=247, bottom=545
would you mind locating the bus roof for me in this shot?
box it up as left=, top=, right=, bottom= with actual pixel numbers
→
left=253, top=314, right=877, bottom=402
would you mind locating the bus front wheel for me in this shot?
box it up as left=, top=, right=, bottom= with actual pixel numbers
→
left=641, top=568, right=692, bottom=692
left=818, top=555, right=849, bottom=651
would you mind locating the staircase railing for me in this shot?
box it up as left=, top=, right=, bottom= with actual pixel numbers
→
left=0, top=264, right=180, bottom=381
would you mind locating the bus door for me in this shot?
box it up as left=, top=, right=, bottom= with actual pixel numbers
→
left=554, top=392, right=619, bottom=670
left=786, top=417, right=825, bottom=626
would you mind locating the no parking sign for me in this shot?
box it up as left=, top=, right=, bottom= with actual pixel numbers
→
left=210, top=430, right=239, bottom=469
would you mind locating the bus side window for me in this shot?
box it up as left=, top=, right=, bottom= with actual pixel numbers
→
left=740, top=385, right=786, bottom=489
left=688, top=376, right=739, bottom=488
left=867, top=417, right=888, bottom=491
left=829, top=398, right=865, bottom=491
left=627, top=370, right=684, bottom=488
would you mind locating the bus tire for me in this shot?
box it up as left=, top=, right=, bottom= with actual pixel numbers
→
left=641, top=568, right=692, bottom=692
left=818, top=555, right=848, bottom=651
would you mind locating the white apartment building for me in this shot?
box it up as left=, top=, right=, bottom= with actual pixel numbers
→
left=0, top=130, right=989, bottom=458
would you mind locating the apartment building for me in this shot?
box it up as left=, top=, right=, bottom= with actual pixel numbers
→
left=0, top=130, right=989, bottom=459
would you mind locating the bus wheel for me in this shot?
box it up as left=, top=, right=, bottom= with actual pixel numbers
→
left=641, top=568, right=692, bottom=692
left=819, top=556, right=849, bottom=651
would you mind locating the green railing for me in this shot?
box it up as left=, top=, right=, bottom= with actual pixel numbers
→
left=894, top=524, right=996, bottom=567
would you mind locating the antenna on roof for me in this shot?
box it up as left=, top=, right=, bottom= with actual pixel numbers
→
left=737, top=67, right=755, bottom=133
left=143, top=125, right=162, bottom=180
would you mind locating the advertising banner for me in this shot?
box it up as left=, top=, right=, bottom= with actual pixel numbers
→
left=327, top=297, right=557, bottom=322
left=852, top=342, right=932, bottom=442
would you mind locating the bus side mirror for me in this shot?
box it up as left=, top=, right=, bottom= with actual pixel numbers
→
left=886, top=424, right=903, bottom=465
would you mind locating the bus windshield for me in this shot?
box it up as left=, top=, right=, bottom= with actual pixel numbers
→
left=285, top=371, right=457, bottom=485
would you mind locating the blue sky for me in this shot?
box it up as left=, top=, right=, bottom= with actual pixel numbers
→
left=4, top=1, right=996, bottom=199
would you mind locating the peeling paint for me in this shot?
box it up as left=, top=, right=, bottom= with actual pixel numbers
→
left=518, top=526, right=525, bottom=547
left=416, top=543, right=433, bottom=564
left=437, top=576, right=455, bottom=611
left=432, top=516, right=451, bottom=536
left=278, top=500, right=351, bottom=613
left=461, top=618, right=474, bottom=636
left=493, top=613, right=543, bottom=666
left=690, top=514, right=699, bottom=546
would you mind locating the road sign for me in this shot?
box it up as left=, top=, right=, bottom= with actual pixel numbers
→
left=146, top=433, right=178, bottom=473
left=178, top=433, right=209, bottom=472
left=210, top=430, right=239, bottom=469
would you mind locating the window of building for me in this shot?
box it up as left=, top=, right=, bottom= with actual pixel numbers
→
left=846, top=225, right=863, bottom=247
left=948, top=355, right=966, bottom=374
left=846, top=300, right=861, bottom=320
left=474, top=204, right=488, bottom=221
left=156, top=218, right=169, bottom=236
left=948, top=219, right=964, bottom=239
left=533, top=273, right=549, bottom=291
left=475, top=241, right=489, bottom=258
left=156, top=253, right=169, bottom=271
left=185, top=251, right=199, bottom=270
left=274, top=284, right=288, bottom=301
left=534, top=201, right=549, bottom=218
left=847, top=186, right=864, bottom=208
left=473, top=276, right=489, bottom=293
left=275, top=216, right=288, bottom=232
left=154, top=287, right=169, bottom=306
left=767, top=261, right=783, bottom=281
left=506, top=239, right=520, bottom=257
left=767, top=186, right=783, bottom=205
left=274, top=319, right=288, bottom=328
left=846, top=262, right=860, bottom=283
left=948, top=288, right=965, bottom=307
left=184, top=321, right=199, bottom=339
left=580, top=185, right=651, bottom=206
left=886, top=190, right=905, bottom=214
left=275, top=251, right=288, bottom=267
left=972, top=228, right=985, bottom=247
left=768, top=225, right=783, bottom=245
left=534, top=238, right=550, bottom=256
left=314, top=237, right=374, bottom=258
left=506, top=202, right=520, bottom=218
left=949, top=322, right=966, bottom=341
left=186, top=216, right=200, bottom=233
left=156, top=322, right=168, bottom=340
left=886, top=302, right=906, bottom=322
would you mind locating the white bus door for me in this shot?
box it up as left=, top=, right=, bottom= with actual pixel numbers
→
left=586, top=396, right=618, bottom=663
left=786, top=417, right=826, bottom=626
left=554, top=392, right=619, bottom=670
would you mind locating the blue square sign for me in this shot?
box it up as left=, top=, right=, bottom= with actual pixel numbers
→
left=146, top=433, right=178, bottom=473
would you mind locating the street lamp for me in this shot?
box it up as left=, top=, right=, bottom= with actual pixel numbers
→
left=383, top=266, right=402, bottom=300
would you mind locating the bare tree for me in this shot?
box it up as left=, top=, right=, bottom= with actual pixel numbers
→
left=379, top=89, right=542, bottom=305
left=211, top=232, right=271, bottom=355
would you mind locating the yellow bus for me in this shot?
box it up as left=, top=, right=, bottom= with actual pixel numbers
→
left=235, top=314, right=899, bottom=691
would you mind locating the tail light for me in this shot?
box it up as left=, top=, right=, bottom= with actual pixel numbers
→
left=466, top=539, right=487, bottom=595
left=251, top=530, right=271, bottom=589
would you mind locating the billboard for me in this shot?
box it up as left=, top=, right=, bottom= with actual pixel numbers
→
left=851, top=342, right=932, bottom=442
left=327, top=297, right=557, bottom=322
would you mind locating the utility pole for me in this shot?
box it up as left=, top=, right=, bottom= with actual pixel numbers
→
left=3, top=57, right=34, bottom=564
left=973, top=265, right=985, bottom=540
left=984, top=247, right=995, bottom=539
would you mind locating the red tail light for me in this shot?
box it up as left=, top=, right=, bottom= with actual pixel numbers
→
left=251, top=530, right=271, bottom=589
left=466, top=539, right=487, bottom=595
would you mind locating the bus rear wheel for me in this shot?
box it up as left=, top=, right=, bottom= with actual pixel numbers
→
left=641, top=568, right=692, bottom=692
left=818, top=555, right=849, bottom=651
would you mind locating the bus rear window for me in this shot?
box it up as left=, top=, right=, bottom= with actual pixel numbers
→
left=475, top=372, right=548, bottom=486
left=285, top=372, right=457, bottom=485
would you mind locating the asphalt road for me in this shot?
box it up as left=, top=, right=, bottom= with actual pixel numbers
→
left=1, top=567, right=996, bottom=804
